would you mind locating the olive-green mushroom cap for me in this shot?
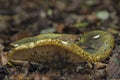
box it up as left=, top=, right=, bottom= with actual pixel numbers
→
left=8, top=30, right=114, bottom=64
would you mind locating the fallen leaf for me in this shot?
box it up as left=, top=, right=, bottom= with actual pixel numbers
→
left=95, top=62, right=107, bottom=69
left=86, top=14, right=97, bottom=22
left=56, top=23, right=65, bottom=33
left=86, top=0, right=99, bottom=6
left=73, top=22, right=89, bottom=28
left=13, top=73, right=25, bottom=80
left=33, top=73, right=42, bottom=80
left=106, top=54, right=120, bottom=79
left=62, top=74, right=92, bottom=80
left=0, top=44, right=4, bottom=51
left=108, top=27, right=119, bottom=34
left=11, top=31, right=32, bottom=41
left=40, top=28, right=56, bottom=34
left=96, top=10, right=110, bottom=21
left=0, top=44, right=8, bottom=65
left=0, top=53, right=8, bottom=65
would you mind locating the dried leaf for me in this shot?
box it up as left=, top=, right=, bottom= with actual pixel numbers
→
left=86, top=0, right=99, bottom=6
left=10, top=73, right=31, bottom=80
left=0, top=44, right=8, bottom=65
left=106, top=54, right=120, bottom=79
left=96, top=10, right=109, bottom=20
left=108, top=27, right=119, bottom=34
left=95, top=62, right=107, bottom=69
left=13, top=73, right=25, bottom=80
left=56, top=23, right=65, bottom=33
left=11, top=31, right=32, bottom=41
left=33, top=73, right=41, bottom=80
left=40, top=28, right=56, bottom=34
left=0, top=44, right=4, bottom=51
left=0, top=53, right=8, bottom=65
left=62, top=74, right=92, bottom=80
left=73, top=22, right=89, bottom=28
left=86, top=14, right=97, bottom=22
left=41, top=76, right=50, bottom=80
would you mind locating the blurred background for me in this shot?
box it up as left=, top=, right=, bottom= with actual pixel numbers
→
left=0, top=0, right=120, bottom=43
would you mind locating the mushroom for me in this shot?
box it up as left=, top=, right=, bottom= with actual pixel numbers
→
left=8, top=30, right=114, bottom=67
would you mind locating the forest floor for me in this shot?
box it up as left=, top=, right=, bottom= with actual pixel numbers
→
left=0, top=0, right=120, bottom=80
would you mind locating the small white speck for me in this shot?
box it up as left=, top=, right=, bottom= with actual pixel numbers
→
left=14, top=44, right=19, bottom=47
left=62, top=41, right=68, bottom=45
left=93, top=35, right=100, bottom=39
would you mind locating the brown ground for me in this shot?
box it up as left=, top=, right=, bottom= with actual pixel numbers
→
left=0, top=0, right=120, bottom=80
